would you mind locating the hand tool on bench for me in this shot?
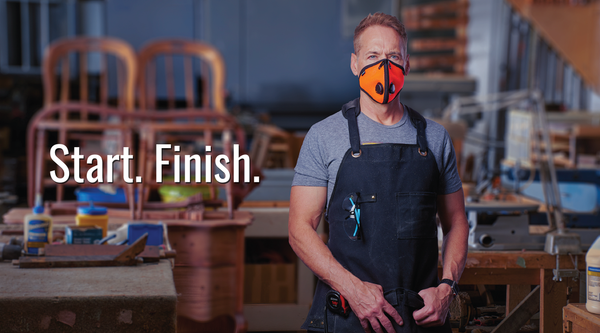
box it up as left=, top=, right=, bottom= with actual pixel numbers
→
left=15, top=233, right=148, bottom=268
left=0, top=238, right=23, bottom=261
left=43, top=243, right=176, bottom=262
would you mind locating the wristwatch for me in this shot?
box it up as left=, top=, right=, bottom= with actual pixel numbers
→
left=440, top=279, right=459, bottom=296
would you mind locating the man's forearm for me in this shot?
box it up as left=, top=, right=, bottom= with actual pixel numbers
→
left=289, top=217, right=362, bottom=294
left=440, top=215, right=469, bottom=282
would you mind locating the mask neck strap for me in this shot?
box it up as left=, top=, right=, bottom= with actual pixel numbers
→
left=342, top=98, right=361, bottom=156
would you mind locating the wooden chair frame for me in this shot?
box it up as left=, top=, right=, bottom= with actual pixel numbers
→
left=40, top=37, right=138, bottom=203
left=43, top=36, right=137, bottom=110
left=27, top=103, right=256, bottom=220
left=137, top=39, right=226, bottom=113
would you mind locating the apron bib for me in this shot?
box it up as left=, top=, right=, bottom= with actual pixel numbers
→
left=302, top=99, right=451, bottom=333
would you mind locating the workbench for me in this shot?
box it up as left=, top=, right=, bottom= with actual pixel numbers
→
left=236, top=202, right=586, bottom=333
left=2, top=209, right=253, bottom=333
left=456, top=251, right=584, bottom=333
left=2, top=206, right=585, bottom=333
left=0, top=260, right=177, bottom=332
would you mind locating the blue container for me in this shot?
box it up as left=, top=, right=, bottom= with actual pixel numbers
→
left=128, top=224, right=164, bottom=246
left=75, top=188, right=128, bottom=203
left=75, top=188, right=139, bottom=204
left=66, top=226, right=103, bottom=245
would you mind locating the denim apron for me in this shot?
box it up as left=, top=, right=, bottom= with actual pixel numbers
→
left=302, top=99, right=451, bottom=333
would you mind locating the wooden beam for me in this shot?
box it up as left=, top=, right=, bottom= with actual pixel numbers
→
left=540, top=269, right=569, bottom=333
left=505, top=0, right=600, bottom=94
left=410, top=38, right=467, bottom=52
left=464, top=251, right=585, bottom=270
left=442, top=268, right=540, bottom=285
left=490, top=285, right=540, bottom=333
left=507, top=284, right=532, bottom=314
left=477, top=284, right=494, bottom=306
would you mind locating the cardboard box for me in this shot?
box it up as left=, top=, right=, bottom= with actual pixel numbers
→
left=244, top=263, right=297, bottom=304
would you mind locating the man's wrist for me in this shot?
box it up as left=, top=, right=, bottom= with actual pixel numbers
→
left=439, top=278, right=459, bottom=297
left=437, top=282, right=454, bottom=297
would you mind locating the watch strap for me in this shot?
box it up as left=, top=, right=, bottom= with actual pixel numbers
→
left=440, top=278, right=459, bottom=296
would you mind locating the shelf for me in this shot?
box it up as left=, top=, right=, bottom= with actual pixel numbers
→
left=240, top=206, right=325, bottom=331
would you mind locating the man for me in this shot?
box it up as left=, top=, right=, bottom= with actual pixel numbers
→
left=288, top=13, right=469, bottom=333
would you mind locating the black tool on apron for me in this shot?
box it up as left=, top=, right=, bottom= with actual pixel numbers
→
left=302, top=98, right=452, bottom=333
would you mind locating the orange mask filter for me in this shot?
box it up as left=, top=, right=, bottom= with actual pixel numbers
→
left=359, top=59, right=405, bottom=104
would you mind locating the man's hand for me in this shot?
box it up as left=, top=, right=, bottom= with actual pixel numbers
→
left=344, top=281, right=403, bottom=333
left=412, top=284, right=454, bottom=327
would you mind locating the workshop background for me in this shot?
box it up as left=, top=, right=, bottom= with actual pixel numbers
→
left=1, top=0, right=600, bottom=332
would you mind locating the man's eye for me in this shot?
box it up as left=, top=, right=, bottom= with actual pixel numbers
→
left=368, top=55, right=376, bottom=59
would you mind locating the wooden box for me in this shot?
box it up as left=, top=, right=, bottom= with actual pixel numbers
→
left=563, top=303, right=600, bottom=332
left=244, top=263, right=297, bottom=304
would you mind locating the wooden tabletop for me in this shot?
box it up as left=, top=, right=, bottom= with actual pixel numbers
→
left=3, top=207, right=253, bottom=228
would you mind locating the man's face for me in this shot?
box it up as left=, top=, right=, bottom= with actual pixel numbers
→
left=351, top=25, right=409, bottom=77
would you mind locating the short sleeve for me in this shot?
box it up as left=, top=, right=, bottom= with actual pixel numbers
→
left=292, top=125, right=328, bottom=187
left=438, top=131, right=463, bottom=195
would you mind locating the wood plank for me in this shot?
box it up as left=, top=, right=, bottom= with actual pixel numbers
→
left=574, top=125, right=600, bottom=137
left=410, top=38, right=467, bottom=52
left=4, top=208, right=252, bottom=227
left=237, top=201, right=290, bottom=208
left=463, top=251, right=585, bottom=270
left=18, top=234, right=147, bottom=268
left=568, top=276, right=581, bottom=304
left=505, top=0, right=600, bottom=94
left=507, top=284, right=532, bottom=314
left=442, top=268, right=540, bottom=285
left=491, top=285, right=540, bottom=333
left=404, top=17, right=469, bottom=30
left=45, top=244, right=161, bottom=261
left=478, top=284, right=494, bottom=306
left=17, top=255, right=130, bottom=268
left=410, top=55, right=467, bottom=69
left=540, top=269, right=568, bottom=333
left=403, top=1, right=469, bottom=17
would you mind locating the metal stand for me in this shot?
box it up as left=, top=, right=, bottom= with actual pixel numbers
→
left=443, top=90, right=582, bottom=281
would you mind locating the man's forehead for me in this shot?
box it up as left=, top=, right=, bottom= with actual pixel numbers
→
left=356, top=25, right=405, bottom=54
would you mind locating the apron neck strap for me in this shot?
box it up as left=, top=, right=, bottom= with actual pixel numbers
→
left=406, top=106, right=429, bottom=153
left=342, top=99, right=429, bottom=154
left=342, top=98, right=361, bottom=156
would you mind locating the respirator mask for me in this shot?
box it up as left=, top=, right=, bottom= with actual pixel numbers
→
left=359, top=58, right=405, bottom=104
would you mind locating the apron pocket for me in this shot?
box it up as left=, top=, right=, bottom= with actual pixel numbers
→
left=396, top=192, right=437, bottom=239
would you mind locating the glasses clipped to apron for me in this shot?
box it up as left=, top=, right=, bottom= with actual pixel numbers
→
left=342, top=193, right=363, bottom=241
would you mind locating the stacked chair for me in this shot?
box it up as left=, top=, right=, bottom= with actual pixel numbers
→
left=26, top=36, right=260, bottom=333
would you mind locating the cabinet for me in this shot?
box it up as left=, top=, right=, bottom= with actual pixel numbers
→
left=241, top=207, right=325, bottom=332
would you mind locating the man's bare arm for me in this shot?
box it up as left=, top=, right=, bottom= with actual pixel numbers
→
left=438, top=187, right=469, bottom=283
left=289, top=185, right=403, bottom=333
left=413, top=187, right=469, bottom=327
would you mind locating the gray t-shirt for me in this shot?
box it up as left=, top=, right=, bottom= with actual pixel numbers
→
left=292, top=104, right=462, bottom=207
